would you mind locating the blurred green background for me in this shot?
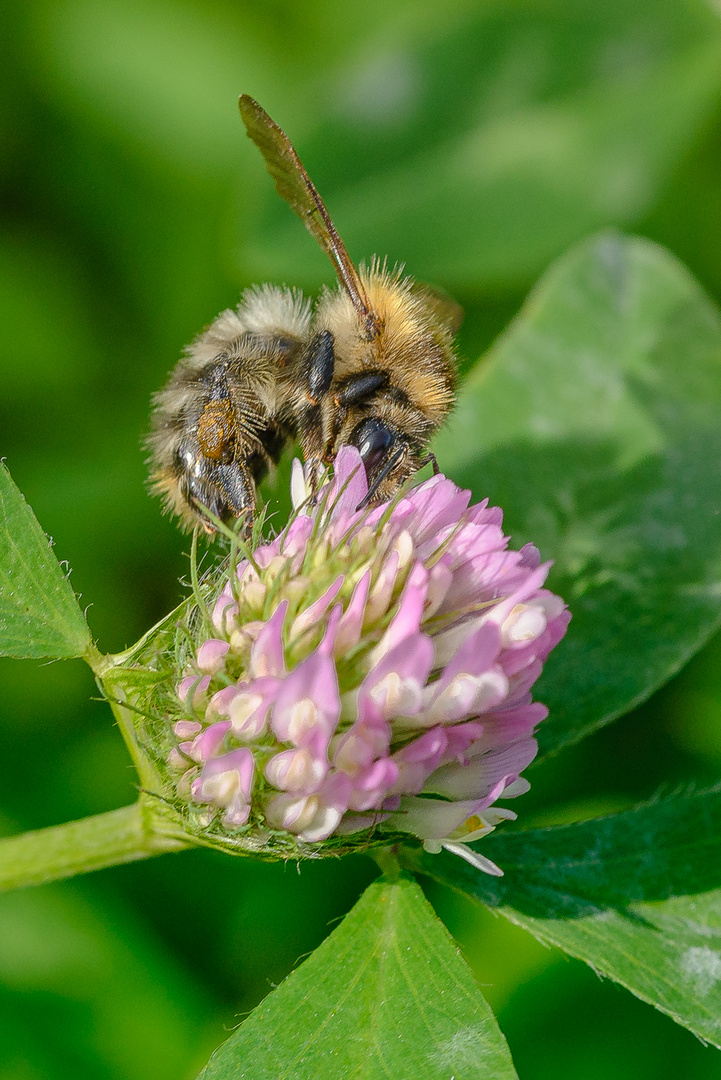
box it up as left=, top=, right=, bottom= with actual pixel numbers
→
left=3, top=1, right=721, bottom=1076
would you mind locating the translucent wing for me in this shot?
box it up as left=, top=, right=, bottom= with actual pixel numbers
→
left=239, top=95, right=378, bottom=338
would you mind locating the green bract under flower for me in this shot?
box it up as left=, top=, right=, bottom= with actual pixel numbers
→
left=123, top=448, right=569, bottom=874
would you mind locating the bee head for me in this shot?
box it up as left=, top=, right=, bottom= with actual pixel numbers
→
left=348, top=416, right=419, bottom=508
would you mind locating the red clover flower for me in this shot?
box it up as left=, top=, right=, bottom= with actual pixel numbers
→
left=164, top=448, right=569, bottom=875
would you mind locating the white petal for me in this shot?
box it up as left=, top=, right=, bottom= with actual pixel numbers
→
left=439, top=841, right=504, bottom=877
left=501, top=777, right=531, bottom=798
left=228, top=693, right=265, bottom=737
left=501, top=603, right=547, bottom=646
left=298, top=805, right=343, bottom=842
left=290, top=458, right=311, bottom=510
left=287, top=698, right=320, bottom=742
left=265, top=793, right=318, bottom=832
left=201, top=770, right=241, bottom=807
left=369, top=672, right=422, bottom=716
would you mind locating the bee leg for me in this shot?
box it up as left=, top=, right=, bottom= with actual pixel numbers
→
left=304, top=329, right=335, bottom=403
left=418, top=450, right=440, bottom=476
left=185, top=392, right=256, bottom=533
left=182, top=451, right=256, bottom=535
left=297, top=330, right=336, bottom=489
left=323, top=408, right=347, bottom=464
left=324, top=370, right=389, bottom=462
left=214, top=460, right=257, bottom=535
left=334, top=371, right=388, bottom=406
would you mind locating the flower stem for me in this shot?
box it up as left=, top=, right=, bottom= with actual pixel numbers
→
left=372, top=845, right=402, bottom=881
left=0, top=800, right=189, bottom=892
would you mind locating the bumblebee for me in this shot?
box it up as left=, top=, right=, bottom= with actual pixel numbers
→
left=148, top=96, right=460, bottom=533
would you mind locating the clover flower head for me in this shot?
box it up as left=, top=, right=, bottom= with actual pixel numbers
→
left=164, top=447, right=569, bottom=874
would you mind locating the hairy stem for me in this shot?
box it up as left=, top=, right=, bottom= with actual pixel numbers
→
left=0, top=800, right=189, bottom=892
left=372, top=845, right=402, bottom=881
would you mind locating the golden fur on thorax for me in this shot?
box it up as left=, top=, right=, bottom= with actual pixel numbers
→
left=299, top=263, right=457, bottom=500
left=316, top=262, right=455, bottom=415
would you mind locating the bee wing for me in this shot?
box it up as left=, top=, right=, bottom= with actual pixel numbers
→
left=240, top=96, right=378, bottom=337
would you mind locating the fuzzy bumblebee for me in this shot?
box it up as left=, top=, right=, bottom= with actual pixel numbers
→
left=147, top=97, right=460, bottom=534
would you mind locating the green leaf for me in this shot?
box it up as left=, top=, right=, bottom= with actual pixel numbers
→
left=404, top=788, right=721, bottom=1048
left=0, top=882, right=209, bottom=1080
left=197, top=873, right=518, bottom=1080
left=239, top=0, right=721, bottom=291
left=0, top=461, right=92, bottom=659
left=435, top=232, right=721, bottom=758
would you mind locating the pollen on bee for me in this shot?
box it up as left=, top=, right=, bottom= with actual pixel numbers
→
left=197, top=402, right=234, bottom=460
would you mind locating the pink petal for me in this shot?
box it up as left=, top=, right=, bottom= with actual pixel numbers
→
left=189, top=720, right=231, bottom=762
left=298, top=772, right=353, bottom=842
left=441, top=622, right=501, bottom=682
left=317, top=604, right=343, bottom=657
left=472, top=704, right=547, bottom=748
left=424, top=557, right=454, bottom=618
left=191, top=747, right=255, bottom=826
left=212, top=586, right=239, bottom=634
left=333, top=716, right=391, bottom=774
left=370, top=562, right=429, bottom=662
left=250, top=600, right=288, bottom=678
left=347, top=757, right=400, bottom=812
left=279, top=514, right=315, bottom=560
left=358, top=633, right=435, bottom=723
left=390, top=727, right=449, bottom=795
left=173, top=720, right=202, bottom=739
left=363, top=550, right=401, bottom=628
left=325, top=445, right=368, bottom=518
left=291, top=576, right=344, bottom=637
left=177, top=674, right=211, bottom=706
left=196, top=638, right=230, bottom=674
left=424, top=737, right=538, bottom=800
left=402, top=476, right=472, bottom=545
left=334, top=570, right=371, bottom=654
left=271, top=652, right=341, bottom=752
left=223, top=678, right=279, bottom=739
left=265, top=746, right=329, bottom=794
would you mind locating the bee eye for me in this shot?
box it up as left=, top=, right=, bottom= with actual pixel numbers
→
left=350, top=418, right=396, bottom=474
